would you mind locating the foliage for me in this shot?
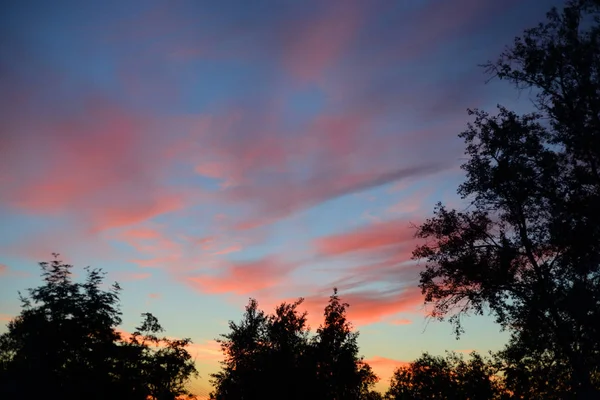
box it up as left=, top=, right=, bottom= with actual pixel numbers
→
left=210, top=288, right=378, bottom=400
left=496, top=346, right=572, bottom=400
left=312, top=288, right=378, bottom=400
left=0, top=254, right=198, bottom=400
left=385, top=351, right=504, bottom=400
left=412, top=0, right=600, bottom=397
left=123, top=313, right=199, bottom=400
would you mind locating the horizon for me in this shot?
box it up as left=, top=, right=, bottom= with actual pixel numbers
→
left=0, top=0, right=566, bottom=396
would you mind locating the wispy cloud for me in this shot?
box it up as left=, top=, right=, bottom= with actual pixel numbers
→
left=1, top=93, right=185, bottom=233
left=299, top=287, right=424, bottom=327
left=186, top=257, right=298, bottom=295
left=315, top=219, right=417, bottom=257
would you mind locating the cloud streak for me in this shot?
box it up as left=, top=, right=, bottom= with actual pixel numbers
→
left=186, top=257, right=298, bottom=295
left=315, top=219, right=417, bottom=257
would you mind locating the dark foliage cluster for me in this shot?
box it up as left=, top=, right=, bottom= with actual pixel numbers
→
left=0, top=255, right=198, bottom=400
left=386, top=351, right=506, bottom=400
left=209, top=289, right=379, bottom=400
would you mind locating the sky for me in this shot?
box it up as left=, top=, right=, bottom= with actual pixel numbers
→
left=0, top=0, right=565, bottom=396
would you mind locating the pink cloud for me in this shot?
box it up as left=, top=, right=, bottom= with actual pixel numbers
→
left=0, top=313, right=12, bottom=323
left=387, top=186, right=436, bottom=216
left=315, top=219, right=417, bottom=257
left=187, top=339, right=223, bottom=363
left=365, top=356, right=410, bottom=387
left=0, top=264, right=7, bottom=275
left=186, top=257, right=297, bottom=295
left=341, top=288, right=424, bottom=325
left=195, top=237, right=216, bottom=250
left=122, top=227, right=162, bottom=240
left=231, top=164, right=443, bottom=231
left=173, top=105, right=449, bottom=231
left=311, top=219, right=425, bottom=295
left=301, top=287, right=424, bottom=327
left=116, top=226, right=181, bottom=255
left=212, top=244, right=242, bottom=256
left=90, top=195, right=183, bottom=233
left=327, top=258, right=422, bottom=297
left=149, top=293, right=161, bottom=299
left=281, top=0, right=365, bottom=83
left=0, top=229, right=118, bottom=266
left=1, top=95, right=184, bottom=232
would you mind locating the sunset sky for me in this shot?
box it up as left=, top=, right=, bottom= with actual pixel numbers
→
left=0, top=0, right=564, bottom=396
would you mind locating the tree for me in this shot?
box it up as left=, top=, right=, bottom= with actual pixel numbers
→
left=210, top=297, right=311, bottom=400
left=0, top=255, right=125, bottom=399
left=0, top=254, right=198, bottom=400
left=412, top=1, right=600, bottom=397
left=496, top=345, right=572, bottom=399
left=385, top=351, right=504, bottom=400
left=312, top=288, right=378, bottom=400
left=210, top=289, right=378, bottom=400
left=124, top=313, right=199, bottom=400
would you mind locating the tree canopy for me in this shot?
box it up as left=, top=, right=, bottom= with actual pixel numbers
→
left=0, top=254, right=198, bottom=400
left=412, top=0, right=600, bottom=398
left=210, top=288, right=378, bottom=400
left=385, top=351, right=504, bottom=400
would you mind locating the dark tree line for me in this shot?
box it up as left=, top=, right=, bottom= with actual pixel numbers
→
left=0, top=255, right=198, bottom=400
left=208, top=289, right=523, bottom=399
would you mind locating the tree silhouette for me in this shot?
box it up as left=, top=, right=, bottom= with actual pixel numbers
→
left=210, top=289, right=378, bottom=400
left=312, top=288, right=378, bottom=400
left=210, top=298, right=275, bottom=399
left=496, top=345, right=572, bottom=400
left=124, top=313, right=199, bottom=400
left=266, top=298, right=314, bottom=399
left=412, top=1, right=600, bottom=397
left=385, top=351, right=503, bottom=400
left=210, top=297, right=312, bottom=399
left=0, top=254, right=198, bottom=400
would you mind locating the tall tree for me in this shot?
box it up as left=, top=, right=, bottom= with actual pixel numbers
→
left=266, top=298, right=313, bottom=399
left=312, top=288, right=378, bottom=400
left=0, top=254, right=198, bottom=400
left=412, top=1, right=600, bottom=397
left=210, top=298, right=281, bottom=400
